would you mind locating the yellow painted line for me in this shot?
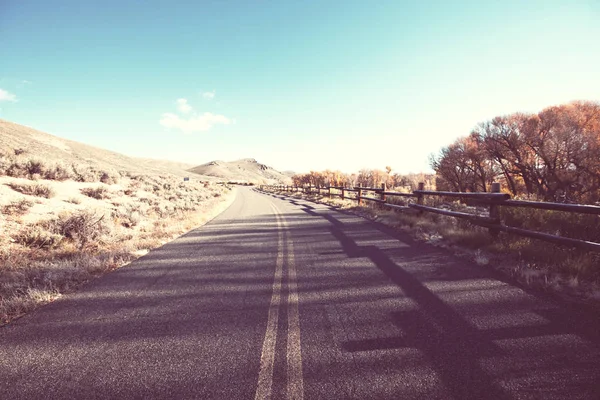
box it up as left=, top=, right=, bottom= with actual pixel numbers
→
left=285, top=236, right=304, bottom=400
left=254, top=206, right=284, bottom=400
left=255, top=202, right=304, bottom=400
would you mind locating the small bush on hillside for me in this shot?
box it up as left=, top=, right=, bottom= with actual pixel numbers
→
left=13, top=224, right=63, bottom=249
left=14, top=148, right=26, bottom=156
left=45, top=163, right=73, bottom=181
left=81, top=186, right=110, bottom=199
left=112, top=204, right=145, bottom=228
left=4, top=160, right=28, bottom=178
left=153, top=203, right=175, bottom=218
left=72, top=164, right=99, bottom=182
left=25, top=159, right=45, bottom=177
left=54, top=210, right=110, bottom=250
left=8, top=182, right=55, bottom=198
left=2, top=199, right=34, bottom=216
left=100, top=171, right=119, bottom=184
left=0, top=151, right=9, bottom=174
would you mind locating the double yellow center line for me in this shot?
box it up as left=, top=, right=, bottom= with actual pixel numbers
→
left=255, top=203, right=304, bottom=400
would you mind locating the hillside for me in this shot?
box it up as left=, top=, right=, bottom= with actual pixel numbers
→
left=0, top=119, right=237, bottom=324
left=0, top=119, right=209, bottom=179
left=188, top=158, right=291, bottom=184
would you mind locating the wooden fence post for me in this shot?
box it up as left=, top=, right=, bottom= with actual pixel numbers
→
left=357, top=188, right=362, bottom=205
left=341, top=187, right=345, bottom=200
left=379, top=183, right=387, bottom=210
left=489, top=182, right=501, bottom=235
left=417, top=182, right=424, bottom=215
left=328, top=186, right=332, bottom=199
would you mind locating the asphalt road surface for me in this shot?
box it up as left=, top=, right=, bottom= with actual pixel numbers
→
left=1, top=187, right=599, bottom=399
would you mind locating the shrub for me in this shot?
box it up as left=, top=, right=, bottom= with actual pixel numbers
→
left=153, top=203, right=175, bottom=218
left=72, top=164, right=99, bottom=182
left=5, top=160, right=27, bottom=178
left=112, top=204, right=145, bottom=228
left=45, top=163, right=73, bottom=181
left=0, top=152, right=12, bottom=176
left=8, top=182, right=55, bottom=198
left=100, top=171, right=119, bottom=184
left=81, top=186, right=110, bottom=199
left=500, top=207, right=600, bottom=243
left=2, top=199, right=34, bottom=215
left=13, top=224, right=63, bottom=249
left=25, top=159, right=45, bottom=177
left=53, top=210, right=110, bottom=250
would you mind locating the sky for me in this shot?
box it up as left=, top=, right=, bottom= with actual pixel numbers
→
left=1, top=1, right=599, bottom=174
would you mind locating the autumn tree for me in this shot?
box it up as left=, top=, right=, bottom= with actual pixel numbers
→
left=431, top=100, right=600, bottom=202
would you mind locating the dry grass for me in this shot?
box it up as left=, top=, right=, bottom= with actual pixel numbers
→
left=2, top=198, right=34, bottom=215
left=0, top=118, right=245, bottom=324
left=0, top=249, right=135, bottom=322
left=8, top=182, right=55, bottom=198
left=0, top=173, right=235, bottom=325
left=80, top=186, right=111, bottom=199
left=0, top=152, right=115, bottom=183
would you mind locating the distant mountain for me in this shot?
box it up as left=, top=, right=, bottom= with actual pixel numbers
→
left=0, top=119, right=209, bottom=178
left=188, top=158, right=292, bottom=184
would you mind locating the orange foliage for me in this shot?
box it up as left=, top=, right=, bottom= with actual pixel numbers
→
left=431, top=100, right=600, bottom=202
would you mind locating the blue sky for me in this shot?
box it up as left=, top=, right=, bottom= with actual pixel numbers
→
left=1, top=1, right=599, bottom=174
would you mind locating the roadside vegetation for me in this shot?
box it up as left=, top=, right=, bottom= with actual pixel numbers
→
left=285, top=101, right=600, bottom=305
left=0, top=149, right=234, bottom=325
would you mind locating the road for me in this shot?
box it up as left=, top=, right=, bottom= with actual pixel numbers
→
left=1, top=187, right=599, bottom=399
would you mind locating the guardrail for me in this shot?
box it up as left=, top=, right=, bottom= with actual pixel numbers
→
left=260, top=183, right=600, bottom=253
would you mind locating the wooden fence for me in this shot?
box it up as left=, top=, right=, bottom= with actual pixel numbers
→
left=260, top=183, right=600, bottom=253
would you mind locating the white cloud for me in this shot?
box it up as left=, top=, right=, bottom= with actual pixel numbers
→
left=160, top=112, right=231, bottom=134
left=202, top=90, right=215, bottom=100
left=176, top=98, right=192, bottom=114
left=0, top=88, right=17, bottom=102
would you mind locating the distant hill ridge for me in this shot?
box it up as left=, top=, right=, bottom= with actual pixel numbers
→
left=0, top=119, right=200, bottom=178
left=188, top=158, right=291, bottom=184
left=0, top=119, right=290, bottom=184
